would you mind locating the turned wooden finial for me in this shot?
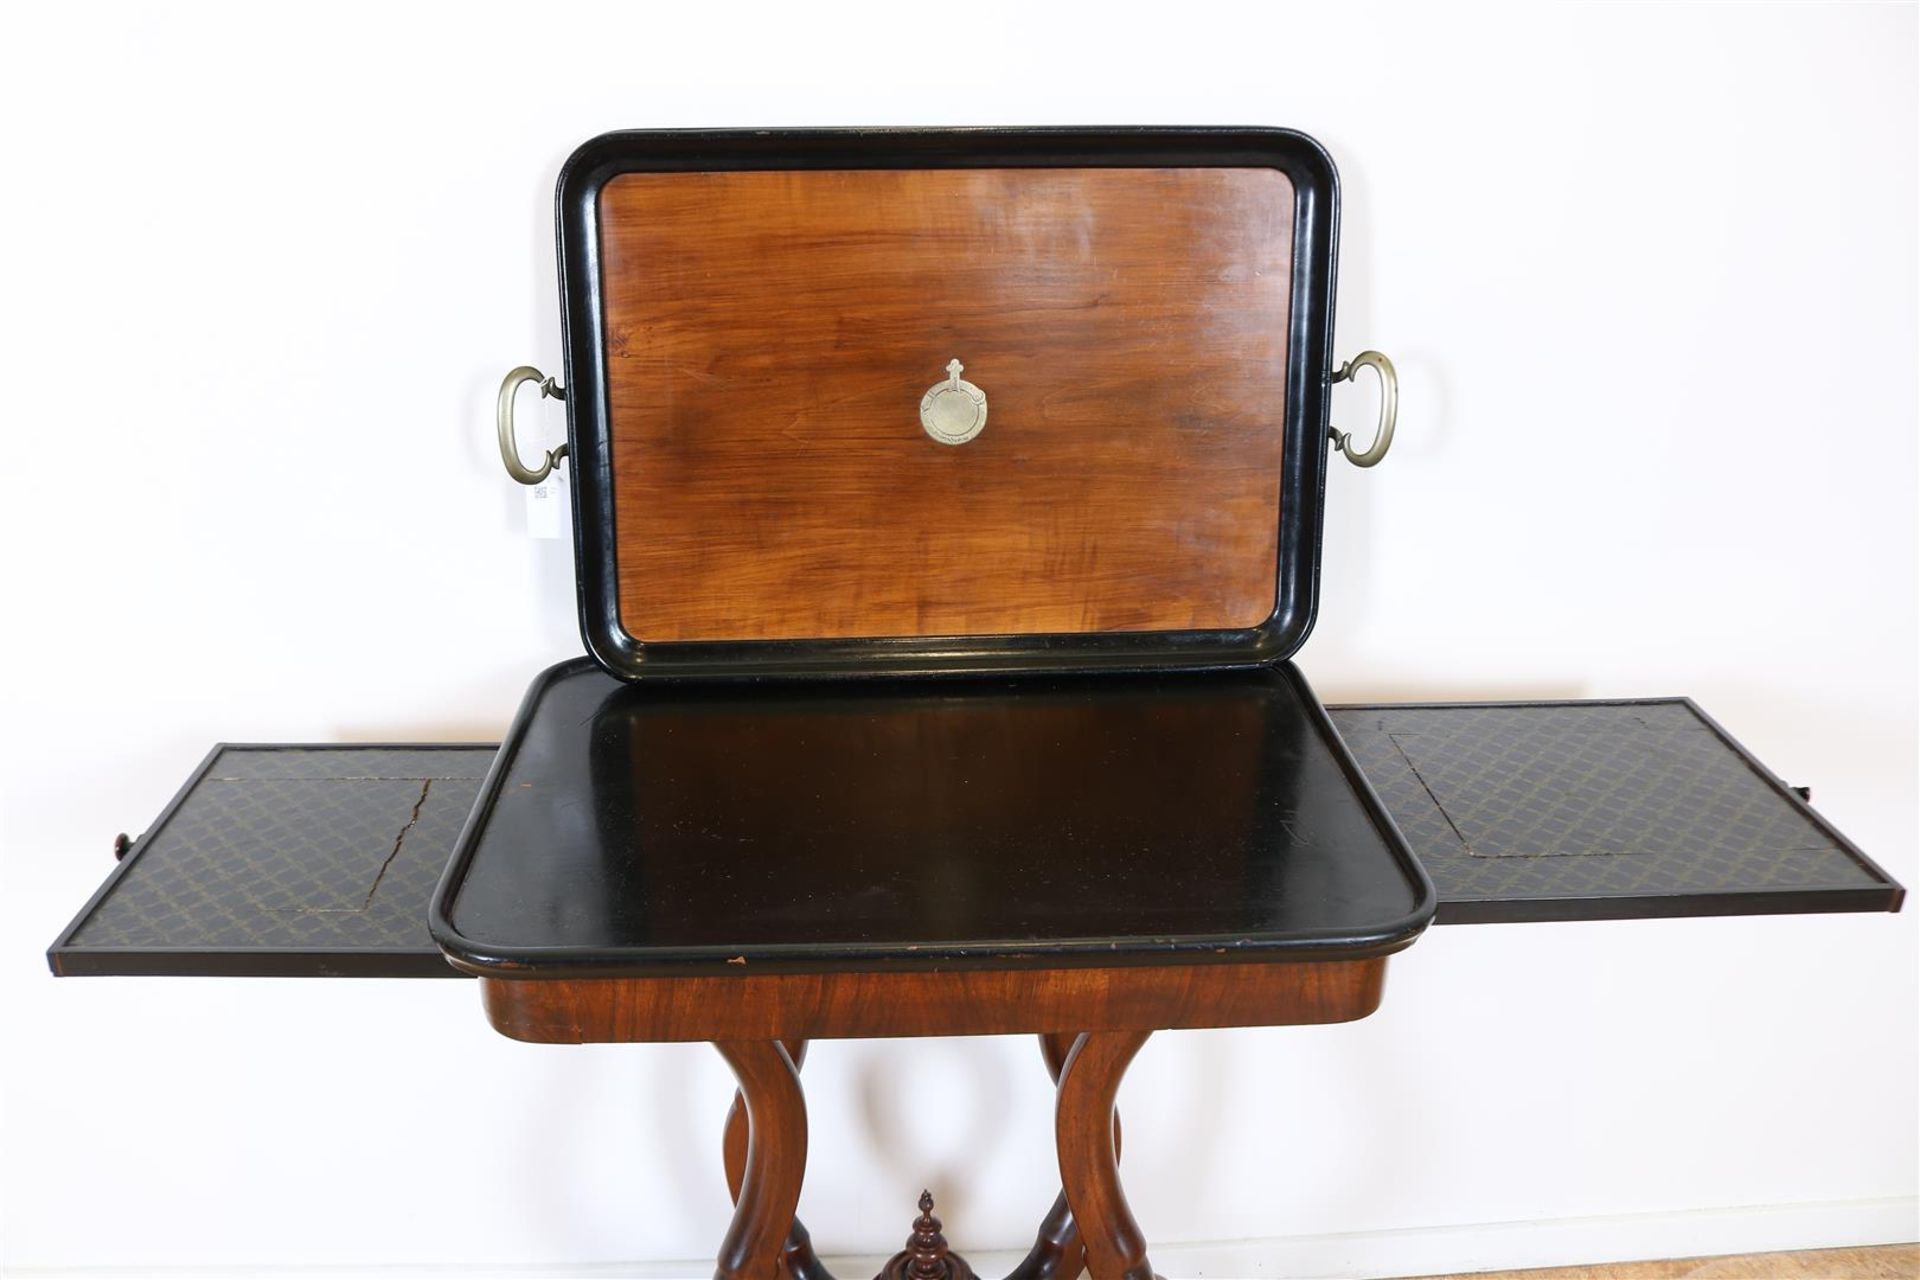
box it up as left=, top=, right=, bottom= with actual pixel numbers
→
left=905, top=1190, right=946, bottom=1280
left=876, top=1190, right=975, bottom=1280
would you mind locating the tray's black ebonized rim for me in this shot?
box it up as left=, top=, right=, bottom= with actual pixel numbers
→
left=46, top=743, right=496, bottom=979
left=554, top=125, right=1340, bottom=683
left=428, top=658, right=1438, bottom=979
left=1327, top=696, right=1906, bottom=921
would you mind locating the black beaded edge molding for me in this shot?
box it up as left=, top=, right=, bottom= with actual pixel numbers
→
left=1326, top=698, right=1903, bottom=924
left=47, top=744, right=497, bottom=978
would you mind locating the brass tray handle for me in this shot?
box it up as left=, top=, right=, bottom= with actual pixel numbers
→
left=497, top=365, right=569, bottom=485
left=1330, top=350, right=1396, bottom=468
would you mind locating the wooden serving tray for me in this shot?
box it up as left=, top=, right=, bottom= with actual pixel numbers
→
left=554, top=128, right=1341, bottom=681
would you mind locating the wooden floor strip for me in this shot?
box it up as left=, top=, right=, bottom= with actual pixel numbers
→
left=1409, top=1243, right=1917, bottom=1279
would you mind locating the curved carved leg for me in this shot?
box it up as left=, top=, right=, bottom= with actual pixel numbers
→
left=713, top=1041, right=810, bottom=1280
left=1010, top=1033, right=1124, bottom=1280
left=724, top=1041, right=831, bottom=1280
left=1055, top=1031, right=1157, bottom=1280
left=1007, top=1192, right=1081, bottom=1280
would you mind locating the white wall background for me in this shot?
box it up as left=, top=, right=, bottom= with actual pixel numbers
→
left=2, top=3, right=1913, bottom=1276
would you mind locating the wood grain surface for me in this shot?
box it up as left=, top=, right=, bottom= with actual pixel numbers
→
left=1408, top=1245, right=1917, bottom=1280
left=597, top=166, right=1295, bottom=642
left=1055, top=1030, right=1158, bottom=1280
left=711, top=1041, right=808, bottom=1280
left=476, top=956, right=1384, bottom=1043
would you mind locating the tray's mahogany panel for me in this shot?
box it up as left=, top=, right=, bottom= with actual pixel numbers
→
left=598, top=166, right=1293, bottom=643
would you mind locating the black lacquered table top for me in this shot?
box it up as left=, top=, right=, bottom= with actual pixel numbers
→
left=1327, top=700, right=1901, bottom=923
left=49, top=745, right=493, bottom=977
left=431, top=659, right=1435, bottom=976
left=48, top=686, right=1897, bottom=979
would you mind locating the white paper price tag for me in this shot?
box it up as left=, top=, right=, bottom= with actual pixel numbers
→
left=524, top=467, right=566, bottom=540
